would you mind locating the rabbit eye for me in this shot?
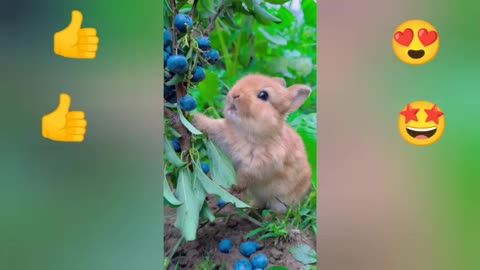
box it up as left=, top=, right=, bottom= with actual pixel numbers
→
left=257, top=90, right=269, bottom=101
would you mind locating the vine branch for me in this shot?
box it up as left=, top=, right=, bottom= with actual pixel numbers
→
left=170, top=0, right=178, bottom=52
left=191, top=0, right=199, bottom=21
left=206, top=0, right=225, bottom=35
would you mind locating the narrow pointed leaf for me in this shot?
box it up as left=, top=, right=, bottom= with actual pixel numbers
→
left=164, top=166, right=183, bottom=207
left=289, top=244, right=317, bottom=265
left=166, top=74, right=186, bottom=86
left=205, top=140, right=237, bottom=188
left=200, top=202, right=215, bottom=222
left=164, top=136, right=186, bottom=167
left=177, top=106, right=203, bottom=135
left=174, top=168, right=201, bottom=241
left=194, top=160, right=249, bottom=208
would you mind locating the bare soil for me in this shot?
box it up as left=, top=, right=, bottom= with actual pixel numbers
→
left=164, top=195, right=316, bottom=270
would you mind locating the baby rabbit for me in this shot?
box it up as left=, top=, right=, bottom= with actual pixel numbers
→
left=193, top=74, right=312, bottom=213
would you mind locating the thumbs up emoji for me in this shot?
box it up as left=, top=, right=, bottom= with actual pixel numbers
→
left=54, top=10, right=99, bottom=59
left=42, top=94, right=88, bottom=143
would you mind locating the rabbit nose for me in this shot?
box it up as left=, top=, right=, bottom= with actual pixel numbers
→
left=233, top=94, right=240, bottom=99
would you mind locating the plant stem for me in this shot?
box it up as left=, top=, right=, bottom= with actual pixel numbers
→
left=164, top=107, right=191, bottom=162
left=215, top=22, right=233, bottom=78
left=170, top=0, right=178, bottom=53
left=232, top=17, right=243, bottom=75
left=191, top=0, right=199, bottom=20
left=206, top=0, right=225, bottom=35
left=168, top=236, right=185, bottom=267
left=237, top=209, right=263, bottom=227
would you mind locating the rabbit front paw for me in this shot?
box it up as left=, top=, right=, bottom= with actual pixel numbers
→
left=230, top=184, right=247, bottom=194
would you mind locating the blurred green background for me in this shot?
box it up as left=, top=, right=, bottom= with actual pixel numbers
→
left=1, top=1, right=164, bottom=270
left=386, top=1, right=480, bottom=269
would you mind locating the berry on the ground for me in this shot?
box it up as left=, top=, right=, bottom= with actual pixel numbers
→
left=251, top=254, right=269, bottom=269
left=217, top=199, right=226, bottom=208
left=218, top=239, right=233, bottom=253
left=240, top=242, right=258, bottom=258
left=234, top=259, right=252, bottom=270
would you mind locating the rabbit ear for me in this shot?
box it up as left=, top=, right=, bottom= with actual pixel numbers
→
left=272, top=77, right=287, bottom=87
left=287, top=85, right=312, bottom=113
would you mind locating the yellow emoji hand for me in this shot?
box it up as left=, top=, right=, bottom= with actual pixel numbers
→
left=54, top=10, right=99, bottom=59
left=42, top=94, right=88, bottom=143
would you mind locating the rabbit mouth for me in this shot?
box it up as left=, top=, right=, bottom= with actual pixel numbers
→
left=226, top=103, right=240, bottom=121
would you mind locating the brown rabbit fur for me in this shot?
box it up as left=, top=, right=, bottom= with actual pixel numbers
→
left=193, top=74, right=312, bottom=213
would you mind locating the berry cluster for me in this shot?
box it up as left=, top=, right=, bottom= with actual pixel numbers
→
left=163, top=14, right=220, bottom=111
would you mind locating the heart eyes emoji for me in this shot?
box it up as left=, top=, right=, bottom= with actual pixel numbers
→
left=394, top=28, right=438, bottom=47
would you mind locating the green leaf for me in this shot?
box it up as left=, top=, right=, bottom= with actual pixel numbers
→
left=163, top=166, right=183, bottom=207
left=166, top=74, right=186, bottom=86
left=246, top=227, right=265, bottom=239
left=223, top=8, right=240, bottom=29
left=174, top=167, right=201, bottom=241
left=199, top=0, right=217, bottom=15
left=278, top=6, right=295, bottom=23
left=186, top=46, right=194, bottom=60
left=264, top=0, right=290, bottom=4
left=164, top=136, right=187, bottom=167
left=267, top=267, right=289, bottom=270
left=258, top=232, right=278, bottom=241
left=177, top=105, right=203, bottom=135
left=301, top=0, right=317, bottom=27
left=194, top=160, right=250, bottom=208
left=168, top=126, right=182, bottom=138
left=176, top=0, right=189, bottom=9
left=252, top=2, right=281, bottom=25
left=289, top=244, right=317, bottom=265
left=198, top=70, right=221, bottom=106
left=232, top=0, right=252, bottom=15
left=288, top=113, right=317, bottom=189
left=192, top=167, right=207, bottom=205
left=243, top=0, right=255, bottom=11
left=257, top=27, right=287, bottom=45
left=205, top=140, right=237, bottom=189
left=200, top=202, right=216, bottom=222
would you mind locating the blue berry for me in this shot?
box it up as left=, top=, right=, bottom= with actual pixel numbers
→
left=171, top=139, right=181, bottom=152
left=164, top=29, right=172, bottom=48
left=205, top=49, right=220, bottom=64
left=191, top=66, right=206, bottom=83
left=200, top=162, right=210, bottom=174
left=240, top=242, right=258, bottom=258
left=218, top=238, right=233, bottom=253
left=167, top=55, right=189, bottom=74
left=164, top=84, right=176, bottom=100
left=218, top=199, right=226, bottom=208
left=234, top=259, right=252, bottom=270
left=197, top=37, right=211, bottom=50
left=251, top=254, right=268, bottom=269
left=179, top=95, right=197, bottom=111
left=165, top=46, right=172, bottom=54
left=174, top=14, right=193, bottom=33
left=164, top=51, right=169, bottom=66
